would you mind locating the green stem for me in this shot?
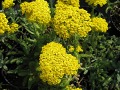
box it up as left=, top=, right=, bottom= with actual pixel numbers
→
left=49, top=0, right=55, bottom=17
left=49, top=0, right=53, bottom=8
left=91, top=6, right=96, bottom=17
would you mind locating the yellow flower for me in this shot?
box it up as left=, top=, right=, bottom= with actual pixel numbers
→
left=85, top=0, right=107, bottom=7
left=39, top=42, right=80, bottom=85
left=20, top=0, right=51, bottom=25
left=9, top=23, right=19, bottom=33
left=58, top=0, right=80, bottom=7
left=0, top=13, right=10, bottom=34
left=63, top=54, right=80, bottom=75
left=92, top=17, right=108, bottom=32
left=66, top=85, right=82, bottom=90
left=69, top=45, right=74, bottom=52
left=54, top=1, right=92, bottom=39
left=2, top=0, right=15, bottom=9
left=76, top=45, right=83, bottom=52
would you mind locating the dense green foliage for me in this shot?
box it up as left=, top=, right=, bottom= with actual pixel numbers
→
left=0, top=0, right=120, bottom=90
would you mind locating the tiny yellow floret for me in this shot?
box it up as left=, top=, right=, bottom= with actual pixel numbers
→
left=76, top=45, right=83, bottom=52
left=69, top=45, right=75, bottom=52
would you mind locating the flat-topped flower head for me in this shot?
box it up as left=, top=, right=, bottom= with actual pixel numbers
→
left=92, top=17, right=108, bottom=32
left=54, top=1, right=92, bottom=39
left=2, top=0, right=15, bottom=9
left=20, top=0, right=51, bottom=25
left=85, top=0, right=107, bottom=7
left=39, top=42, right=80, bottom=85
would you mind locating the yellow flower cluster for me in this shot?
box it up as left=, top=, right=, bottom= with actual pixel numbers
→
left=58, top=0, right=80, bottom=7
left=9, top=23, right=19, bottom=33
left=66, top=86, right=82, bottom=90
left=85, top=0, right=107, bottom=7
left=69, top=45, right=83, bottom=53
left=76, top=45, right=83, bottom=52
left=92, top=17, right=108, bottom=32
left=20, top=0, right=51, bottom=25
left=54, top=1, right=92, bottom=39
left=69, top=45, right=75, bottom=52
left=0, top=13, right=10, bottom=34
left=2, top=0, right=15, bottom=9
left=39, top=42, right=80, bottom=85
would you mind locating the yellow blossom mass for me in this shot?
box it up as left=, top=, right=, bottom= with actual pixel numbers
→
left=85, top=0, right=107, bottom=7
left=2, top=0, right=15, bottom=9
left=0, top=13, right=10, bottom=34
left=54, top=1, right=92, bottom=39
left=58, top=0, right=80, bottom=7
left=69, top=45, right=75, bottom=52
left=39, top=42, right=80, bottom=85
left=20, top=0, right=51, bottom=25
left=92, top=17, right=108, bottom=32
left=9, top=23, right=19, bottom=33
left=76, top=45, right=83, bottom=53
left=69, top=45, right=83, bottom=53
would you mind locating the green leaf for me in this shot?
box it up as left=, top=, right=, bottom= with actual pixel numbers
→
left=18, top=70, right=29, bottom=76
left=117, top=74, right=120, bottom=82
left=7, top=70, right=15, bottom=74
left=60, top=76, right=72, bottom=88
left=28, top=76, right=36, bottom=89
left=10, top=57, right=23, bottom=64
left=0, top=52, right=4, bottom=68
left=84, top=69, right=88, bottom=75
left=103, top=77, right=112, bottom=86
left=3, top=65, right=8, bottom=70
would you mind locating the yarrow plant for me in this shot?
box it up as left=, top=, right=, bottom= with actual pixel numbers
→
left=0, top=0, right=120, bottom=90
